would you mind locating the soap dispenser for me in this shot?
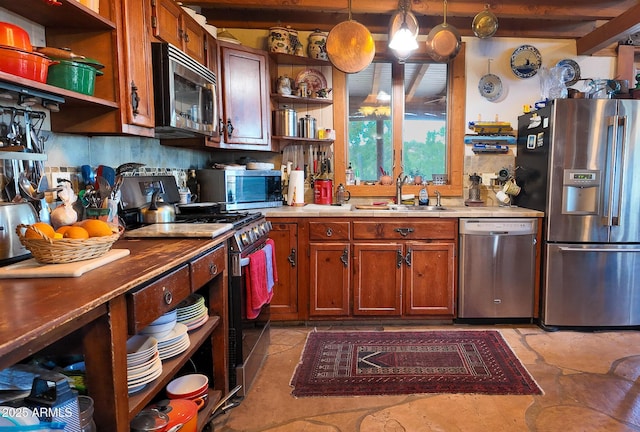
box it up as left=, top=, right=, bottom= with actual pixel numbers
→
left=418, top=183, right=429, bottom=206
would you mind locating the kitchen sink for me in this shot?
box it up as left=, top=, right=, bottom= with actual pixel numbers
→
left=388, top=204, right=448, bottom=211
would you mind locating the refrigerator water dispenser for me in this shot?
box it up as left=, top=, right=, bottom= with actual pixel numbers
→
left=562, top=169, right=600, bottom=214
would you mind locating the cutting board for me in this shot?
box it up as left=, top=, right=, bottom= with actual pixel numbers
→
left=124, top=223, right=234, bottom=239
left=0, top=249, right=130, bottom=279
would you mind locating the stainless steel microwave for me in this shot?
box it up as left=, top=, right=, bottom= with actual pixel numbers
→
left=152, top=43, right=218, bottom=139
left=197, top=169, right=283, bottom=211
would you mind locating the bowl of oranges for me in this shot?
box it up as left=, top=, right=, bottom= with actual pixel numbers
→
left=16, top=220, right=123, bottom=264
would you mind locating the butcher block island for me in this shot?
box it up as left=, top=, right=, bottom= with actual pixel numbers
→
left=0, top=233, right=233, bottom=431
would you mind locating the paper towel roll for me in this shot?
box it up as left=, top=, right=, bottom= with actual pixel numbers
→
left=287, top=170, right=305, bottom=206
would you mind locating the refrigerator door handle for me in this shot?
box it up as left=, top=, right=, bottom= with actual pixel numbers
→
left=558, top=246, right=640, bottom=253
left=602, top=115, right=625, bottom=227
left=613, top=115, right=627, bottom=226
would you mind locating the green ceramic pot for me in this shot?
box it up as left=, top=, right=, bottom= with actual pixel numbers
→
left=46, top=59, right=103, bottom=95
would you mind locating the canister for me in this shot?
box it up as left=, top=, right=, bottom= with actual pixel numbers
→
left=273, top=108, right=297, bottom=137
left=299, top=114, right=316, bottom=138
left=314, top=179, right=333, bottom=205
left=308, top=30, right=328, bottom=60
left=268, top=26, right=291, bottom=53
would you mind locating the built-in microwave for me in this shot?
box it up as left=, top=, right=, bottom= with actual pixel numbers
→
left=151, top=42, right=218, bottom=139
left=196, top=169, right=283, bottom=211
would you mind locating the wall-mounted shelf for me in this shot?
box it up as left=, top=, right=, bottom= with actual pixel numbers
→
left=271, top=93, right=332, bottom=106
left=0, top=151, right=47, bottom=161
left=269, top=52, right=331, bottom=67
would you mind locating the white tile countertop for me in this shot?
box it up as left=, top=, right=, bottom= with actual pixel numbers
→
left=262, top=204, right=544, bottom=218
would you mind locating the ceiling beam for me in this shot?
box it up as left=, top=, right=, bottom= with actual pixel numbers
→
left=576, top=3, right=640, bottom=54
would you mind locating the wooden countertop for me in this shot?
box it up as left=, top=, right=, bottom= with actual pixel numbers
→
left=0, top=234, right=232, bottom=369
left=263, top=204, right=544, bottom=218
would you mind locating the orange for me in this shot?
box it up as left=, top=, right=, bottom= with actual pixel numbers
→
left=81, top=219, right=113, bottom=237
left=63, top=226, right=90, bottom=239
left=56, top=225, right=73, bottom=236
left=24, top=222, right=55, bottom=239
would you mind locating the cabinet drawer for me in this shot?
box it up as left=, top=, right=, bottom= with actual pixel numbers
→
left=127, top=265, right=190, bottom=334
left=190, top=244, right=226, bottom=291
left=353, top=219, right=456, bottom=240
left=309, top=221, right=350, bottom=240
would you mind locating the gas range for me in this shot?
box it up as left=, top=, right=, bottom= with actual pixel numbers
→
left=176, top=210, right=271, bottom=255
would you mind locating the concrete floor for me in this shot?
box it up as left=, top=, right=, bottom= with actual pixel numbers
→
left=212, top=324, right=640, bottom=432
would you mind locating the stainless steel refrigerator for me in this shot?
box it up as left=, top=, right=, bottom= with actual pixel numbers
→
left=515, top=99, right=640, bottom=329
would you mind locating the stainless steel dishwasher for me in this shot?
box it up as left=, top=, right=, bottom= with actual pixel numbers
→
left=458, top=218, right=537, bottom=318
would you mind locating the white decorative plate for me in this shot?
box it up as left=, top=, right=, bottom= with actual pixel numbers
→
left=510, top=45, right=542, bottom=79
left=556, top=59, right=581, bottom=86
left=478, top=73, right=503, bottom=101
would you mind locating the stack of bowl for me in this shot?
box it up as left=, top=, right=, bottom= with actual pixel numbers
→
left=0, top=22, right=55, bottom=83
left=166, top=373, right=209, bottom=405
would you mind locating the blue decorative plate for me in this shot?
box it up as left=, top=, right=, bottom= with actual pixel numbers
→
left=510, top=45, right=542, bottom=79
left=556, top=59, right=581, bottom=86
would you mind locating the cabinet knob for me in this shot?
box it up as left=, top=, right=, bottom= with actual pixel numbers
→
left=396, top=250, right=404, bottom=268
left=130, top=81, right=140, bottom=115
left=340, top=247, right=348, bottom=267
left=163, top=291, right=173, bottom=305
left=209, top=263, right=218, bottom=276
left=394, top=227, right=414, bottom=237
left=325, top=228, right=333, bottom=237
left=226, top=119, right=234, bottom=138
left=287, top=248, right=296, bottom=267
left=404, top=248, right=412, bottom=267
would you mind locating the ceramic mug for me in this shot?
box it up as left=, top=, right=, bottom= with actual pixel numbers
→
left=496, top=190, right=510, bottom=205
left=502, top=179, right=521, bottom=196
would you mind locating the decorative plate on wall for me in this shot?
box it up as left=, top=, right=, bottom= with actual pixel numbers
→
left=510, top=45, right=542, bottom=79
left=556, top=59, right=581, bottom=86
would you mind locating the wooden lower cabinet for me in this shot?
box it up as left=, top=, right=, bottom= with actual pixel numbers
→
left=269, top=221, right=300, bottom=320
left=309, top=242, right=351, bottom=316
left=403, top=242, right=456, bottom=316
left=353, top=242, right=403, bottom=315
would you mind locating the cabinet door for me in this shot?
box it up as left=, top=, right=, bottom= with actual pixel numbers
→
left=182, top=15, right=205, bottom=65
left=151, top=0, right=183, bottom=48
left=353, top=242, right=402, bottom=316
left=119, top=0, right=155, bottom=131
left=219, top=43, right=271, bottom=149
left=309, top=242, right=350, bottom=316
left=269, top=222, right=299, bottom=320
left=403, top=242, right=456, bottom=317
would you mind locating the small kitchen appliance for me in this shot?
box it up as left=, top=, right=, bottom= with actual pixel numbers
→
left=464, top=173, right=484, bottom=206
left=313, top=178, right=333, bottom=204
left=196, top=169, right=282, bottom=211
left=0, top=202, right=38, bottom=265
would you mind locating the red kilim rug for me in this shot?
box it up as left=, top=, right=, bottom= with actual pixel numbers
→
left=290, top=330, right=542, bottom=397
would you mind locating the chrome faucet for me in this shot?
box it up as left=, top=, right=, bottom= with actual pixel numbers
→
left=396, top=173, right=407, bottom=204
left=435, top=190, right=442, bottom=207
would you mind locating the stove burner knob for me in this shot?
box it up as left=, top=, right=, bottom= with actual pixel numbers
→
left=240, top=231, right=250, bottom=245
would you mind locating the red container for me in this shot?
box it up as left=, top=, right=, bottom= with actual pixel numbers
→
left=0, top=46, right=55, bottom=83
left=314, top=179, right=333, bottom=205
left=0, top=22, right=32, bottom=52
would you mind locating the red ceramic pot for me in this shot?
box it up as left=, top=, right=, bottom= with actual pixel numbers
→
left=152, top=399, right=202, bottom=432
left=0, top=22, right=32, bottom=52
left=0, top=46, right=56, bottom=83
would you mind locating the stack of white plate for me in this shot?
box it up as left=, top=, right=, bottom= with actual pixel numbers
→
left=156, top=323, right=190, bottom=360
left=126, top=335, right=162, bottom=394
left=176, top=294, right=209, bottom=331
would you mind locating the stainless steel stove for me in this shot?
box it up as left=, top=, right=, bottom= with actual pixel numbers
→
left=178, top=209, right=272, bottom=397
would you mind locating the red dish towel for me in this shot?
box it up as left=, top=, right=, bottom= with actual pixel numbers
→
left=245, top=247, right=273, bottom=319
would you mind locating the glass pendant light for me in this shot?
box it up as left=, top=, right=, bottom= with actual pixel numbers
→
left=388, top=0, right=419, bottom=61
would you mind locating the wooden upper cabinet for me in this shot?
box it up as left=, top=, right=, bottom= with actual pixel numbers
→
left=118, top=0, right=155, bottom=132
left=217, top=42, right=271, bottom=150
left=150, top=0, right=205, bottom=65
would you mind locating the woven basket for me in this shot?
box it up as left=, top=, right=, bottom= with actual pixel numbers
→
left=16, top=223, right=123, bottom=264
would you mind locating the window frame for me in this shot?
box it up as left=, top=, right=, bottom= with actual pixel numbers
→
left=333, top=41, right=465, bottom=198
